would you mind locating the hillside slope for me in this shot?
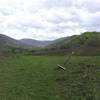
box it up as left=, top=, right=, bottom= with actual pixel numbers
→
left=0, top=34, right=20, bottom=53
left=20, top=39, right=52, bottom=47
left=0, top=34, right=35, bottom=55
left=0, top=34, right=19, bottom=47
left=42, top=32, right=100, bottom=55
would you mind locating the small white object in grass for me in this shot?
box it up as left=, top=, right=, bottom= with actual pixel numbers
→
left=72, top=51, right=75, bottom=55
left=57, top=64, right=66, bottom=70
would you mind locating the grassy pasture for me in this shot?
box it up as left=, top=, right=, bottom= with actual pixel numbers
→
left=0, top=56, right=100, bottom=100
left=0, top=56, right=63, bottom=100
left=56, top=56, right=100, bottom=100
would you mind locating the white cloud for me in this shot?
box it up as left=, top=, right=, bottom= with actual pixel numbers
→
left=0, top=0, right=100, bottom=40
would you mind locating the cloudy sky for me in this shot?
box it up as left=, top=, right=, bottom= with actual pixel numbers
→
left=0, top=0, right=100, bottom=40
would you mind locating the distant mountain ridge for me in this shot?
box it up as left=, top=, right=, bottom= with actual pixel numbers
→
left=0, top=34, right=53, bottom=55
left=0, top=32, right=100, bottom=56
left=20, top=39, right=52, bottom=47
left=0, top=34, right=52, bottom=48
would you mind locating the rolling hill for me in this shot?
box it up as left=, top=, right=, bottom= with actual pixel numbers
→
left=0, top=34, right=20, bottom=46
left=0, top=34, right=52, bottom=55
left=20, top=39, right=52, bottom=47
left=0, top=34, right=30, bottom=55
left=1, top=32, right=100, bottom=56
left=38, top=32, right=100, bottom=55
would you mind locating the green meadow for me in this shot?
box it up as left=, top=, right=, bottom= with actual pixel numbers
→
left=0, top=56, right=100, bottom=100
left=0, top=56, right=62, bottom=100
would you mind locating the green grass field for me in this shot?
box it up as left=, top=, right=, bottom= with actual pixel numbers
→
left=56, top=56, right=100, bottom=100
left=0, top=56, right=100, bottom=100
left=0, top=56, right=63, bottom=100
